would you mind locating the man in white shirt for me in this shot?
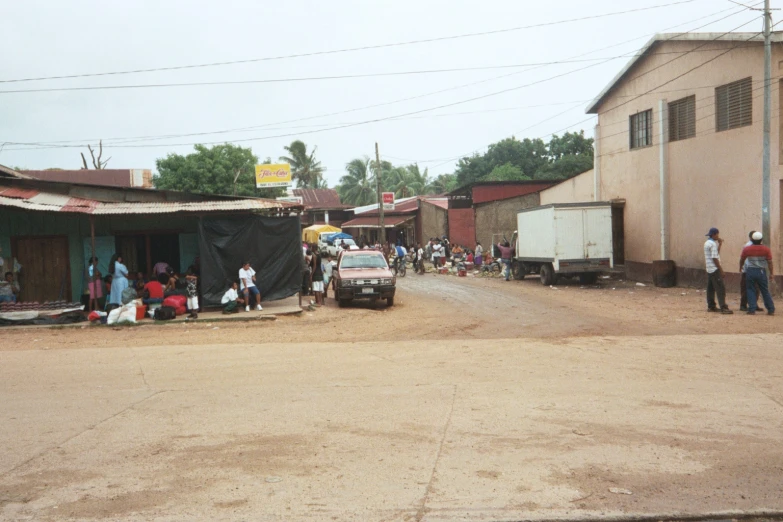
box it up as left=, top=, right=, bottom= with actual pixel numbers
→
left=239, top=261, right=263, bottom=312
left=703, top=227, right=732, bottom=314
left=431, top=240, right=443, bottom=270
left=221, top=281, right=245, bottom=314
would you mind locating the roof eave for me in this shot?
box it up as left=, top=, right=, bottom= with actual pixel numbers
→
left=585, top=32, right=780, bottom=115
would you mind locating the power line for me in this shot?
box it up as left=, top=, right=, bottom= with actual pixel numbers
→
left=0, top=0, right=699, bottom=85
left=0, top=3, right=757, bottom=152
left=424, top=17, right=770, bottom=172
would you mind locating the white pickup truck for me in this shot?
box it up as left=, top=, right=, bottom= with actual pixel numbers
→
left=512, top=202, right=614, bottom=285
left=319, top=237, right=357, bottom=257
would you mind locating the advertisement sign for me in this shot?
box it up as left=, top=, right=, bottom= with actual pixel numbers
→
left=382, top=192, right=395, bottom=211
left=255, top=163, right=292, bottom=188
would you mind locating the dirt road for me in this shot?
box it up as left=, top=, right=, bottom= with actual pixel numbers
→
left=1, top=274, right=782, bottom=521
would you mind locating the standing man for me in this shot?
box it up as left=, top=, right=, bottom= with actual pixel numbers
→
left=704, top=227, right=733, bottom=314
left=431, top=239, right=443, bottom=271
left=496, top=240, right=514, bottom=282
left=739, top=230, right=763, bottom=312
left=239, top=261, right=263, bottom=312
left=739, top=231, right=775, bottom=315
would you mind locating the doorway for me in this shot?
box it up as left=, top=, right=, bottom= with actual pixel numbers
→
left=12, top=236, right=71, bottom=302
left=611, top=202, right=625, bottom=266
left=115, top=233, right=181, bottom=277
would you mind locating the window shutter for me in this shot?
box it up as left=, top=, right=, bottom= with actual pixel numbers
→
left=669, top=96, right=696, bottom=141
left=716, top=77, right=752, bottom=132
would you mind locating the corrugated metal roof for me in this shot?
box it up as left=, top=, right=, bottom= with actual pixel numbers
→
left=292, top=188, right=348, bottom=209
left=0, top=184, right=300, bottom=215
left=341, top=216, right=414, bottom=228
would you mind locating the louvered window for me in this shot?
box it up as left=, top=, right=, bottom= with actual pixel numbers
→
left=629, top=109, right=653, bottom=149
left=715, top=77, right=752, bottom=132
left=669, top=95, right=696, bottom=141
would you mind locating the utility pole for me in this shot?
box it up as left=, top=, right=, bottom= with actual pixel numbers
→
left=762, top=0, right=772, bottom=244
left=375, top=142, right=385, bottom=244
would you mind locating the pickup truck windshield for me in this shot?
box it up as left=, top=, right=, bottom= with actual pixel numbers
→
left=340, top=254, right=387, bottom=269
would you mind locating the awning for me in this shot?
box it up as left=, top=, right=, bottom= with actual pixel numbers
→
left=341, top=216, right=414, bottom=228
left=302, top=224, right=341, bottom=243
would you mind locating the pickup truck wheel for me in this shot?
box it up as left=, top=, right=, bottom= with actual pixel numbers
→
left=386, top=297, right=394, bottom=307
left=579, top=273, right=598, bottom=285
left=540, top=263, right=556, bottom=286
left=512, top=261, right=526, bottom=280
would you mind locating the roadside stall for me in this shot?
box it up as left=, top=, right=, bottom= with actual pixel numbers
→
left=302, top=224, right=341, bottom=244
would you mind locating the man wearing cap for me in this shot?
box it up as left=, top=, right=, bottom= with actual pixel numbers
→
left=704, top=228, right=733, bottom=314
left=739, top=230, right=763, bottom=312
left=739, top=231, right=775, bottom=315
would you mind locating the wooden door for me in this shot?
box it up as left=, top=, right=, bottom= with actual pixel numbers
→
left=14, top=236, right=71, bottom=303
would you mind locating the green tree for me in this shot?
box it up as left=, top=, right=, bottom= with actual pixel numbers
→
left=429, top=173, right=457, bottom=194
left=154, top=144, right=272, bottom=197
left=338, top=157, right=377, bottom=206
left=279, top=140, right=324, bottom=188
left=536, top=154, right=593, bottom=180
left=482, top=162, right=530, bottom=182
left=547, top=131, right=594, bottom=161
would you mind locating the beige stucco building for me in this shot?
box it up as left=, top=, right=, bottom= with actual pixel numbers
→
left=542, top=32, right=782, bottom=291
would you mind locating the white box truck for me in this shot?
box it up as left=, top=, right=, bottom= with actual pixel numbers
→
left=512, top=202, right=614, bottom=285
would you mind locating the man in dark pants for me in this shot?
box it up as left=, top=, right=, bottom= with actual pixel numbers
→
left=739, top=230, right=763, bottom=312
left=740, top=231, right=775, bottom=315
left=704, top=227, right=733, bottom=314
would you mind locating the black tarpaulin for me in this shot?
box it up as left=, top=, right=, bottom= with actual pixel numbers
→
left=198, top=215, right=302, bottom=306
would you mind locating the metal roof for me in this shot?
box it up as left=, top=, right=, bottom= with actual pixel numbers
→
left=341, top=216, right=414, bottom=228
left=586, top=32, right=781, bottom=114
left=292, top=188, right=348, bottom=209
left=0, top=164, right=31, bottom=179
left=0, top=184, right=300, bottom=215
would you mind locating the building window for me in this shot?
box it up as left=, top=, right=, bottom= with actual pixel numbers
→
left=669, top=95, right=696, bottom=141
left=716, top=77, right=752, bottom=132
left=629, top=109, right=653, bottom=149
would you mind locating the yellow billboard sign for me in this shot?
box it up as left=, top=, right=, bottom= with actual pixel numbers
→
left=255, top=163, right=292, bottom=188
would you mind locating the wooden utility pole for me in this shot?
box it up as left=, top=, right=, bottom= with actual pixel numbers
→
left=375, top=142, right=385, bottom=244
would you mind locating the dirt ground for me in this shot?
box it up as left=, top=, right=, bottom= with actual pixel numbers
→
left=1, top=274, right=783, bottom=521
left=3, top=272, right=780, bottom=349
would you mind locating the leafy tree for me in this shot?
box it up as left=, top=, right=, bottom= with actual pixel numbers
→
left=429, top=173, right=457, bottom=194
left=404, top=164, right=432, bottom=195
left=155, top=144, right=265, bottom=197
left=536, top=154, right=593, bottom=180
left=547, top=131, right=593, bottom=161
left=482, top=163, right=530, bottom=182
left=338, top=157, right=377, bottom=206
left=279, top=140, right=324, bottom=188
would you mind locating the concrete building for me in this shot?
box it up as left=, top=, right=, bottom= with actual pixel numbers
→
left=446, top=181, right=557, bottom=249
left=291, top=188, right=352, bottom=229
left=543, top=32, right=783, bottom=290
left=342, top=196, right=448, bottom=246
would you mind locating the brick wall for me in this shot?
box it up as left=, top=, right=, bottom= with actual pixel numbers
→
left=447, top=208, right=475, bottom=247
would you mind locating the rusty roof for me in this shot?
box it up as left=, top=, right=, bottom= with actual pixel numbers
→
left=292, top=188, right=348, bottom=209
left=0, top=183, right=301, bottom=215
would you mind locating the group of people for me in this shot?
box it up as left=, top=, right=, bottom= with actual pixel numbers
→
left=703, top=227, right=775, bottom=315
left=86, top=255, right=202, bottom=317
left=302, top=243, right=335, bottom=306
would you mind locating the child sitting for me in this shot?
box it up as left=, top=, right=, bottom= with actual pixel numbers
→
left=221, top=281, right=246, bottom=314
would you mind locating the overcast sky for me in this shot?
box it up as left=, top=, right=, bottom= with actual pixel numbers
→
left=0, top=0, right=768, bottom=186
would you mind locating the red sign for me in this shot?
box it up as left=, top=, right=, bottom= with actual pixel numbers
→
left=382, top=192, right=395, bottom=210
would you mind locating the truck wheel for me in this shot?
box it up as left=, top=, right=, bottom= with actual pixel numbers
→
left=387, top=297, right=394, bottom=307
left=512, top=261, right=526, bottom=280
left=540, top=263, right=555, bottom=286
left=579, top=273, right=598, bottom=285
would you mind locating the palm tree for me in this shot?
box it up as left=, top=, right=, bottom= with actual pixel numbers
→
left=406, top=163, right=432, bottom=195
left=279, top=140, right=324, bottom=188
left=338, top=157, right=376, bottom=206
left=387, top=166, right=418, bottom=199
left=430, top=173, right=457, bottom=195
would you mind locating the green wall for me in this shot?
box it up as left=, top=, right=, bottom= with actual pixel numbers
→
left=0, top=209, right=200, bottom=301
